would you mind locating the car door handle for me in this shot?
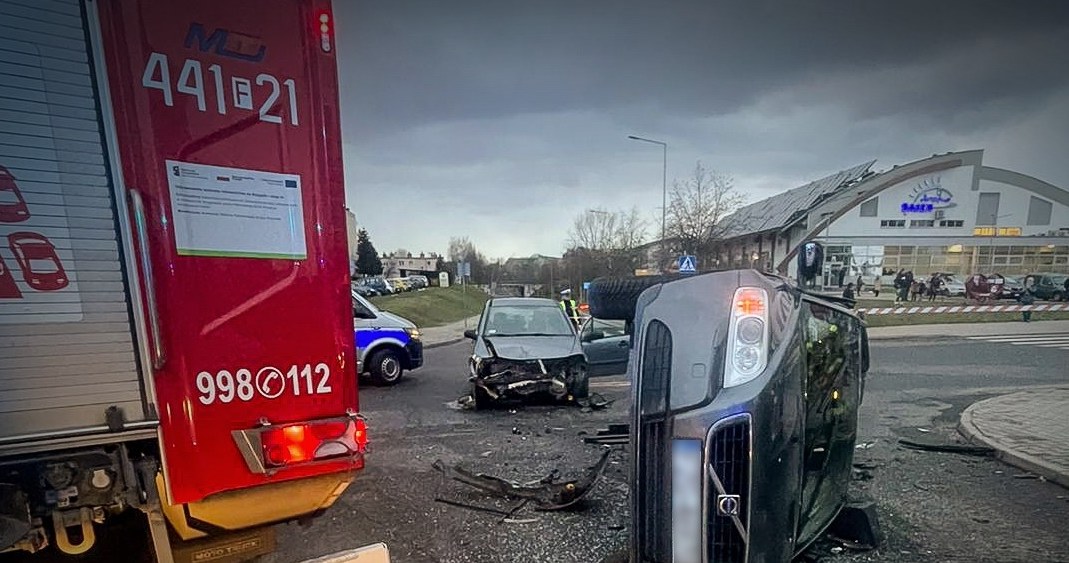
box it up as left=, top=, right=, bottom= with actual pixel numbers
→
left=617, top=341, right=628, bottom=347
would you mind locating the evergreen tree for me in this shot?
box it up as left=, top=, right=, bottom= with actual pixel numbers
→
left=355, top=229, right=383, bottom=276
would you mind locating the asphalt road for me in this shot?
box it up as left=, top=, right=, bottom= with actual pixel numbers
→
left=5, top=333, right=1067, bottom=563
left=268, top=335, right=1069, bottom=563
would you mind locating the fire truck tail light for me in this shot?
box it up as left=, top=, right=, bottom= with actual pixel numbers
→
left=257, top=418, right=366, bottom=469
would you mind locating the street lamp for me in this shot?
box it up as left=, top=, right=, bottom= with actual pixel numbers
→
left=627, top=135, right=668, bottom=271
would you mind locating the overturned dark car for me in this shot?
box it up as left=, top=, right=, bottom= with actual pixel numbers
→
left=588, top=269, right=870, bottom=563
left=463, top=297, right=590, bottom=408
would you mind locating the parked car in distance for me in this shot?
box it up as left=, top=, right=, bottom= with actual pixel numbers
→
left=407, top=275, right=429, bottom=289
left=579, top=318, right=629, bottom=376
left=463, top=297, right=589, bottom=408
left=352, top=283, right=379, bottom=298
left=1026, top=273, right=1068, bottom=301
left=352, top=291, right=423, bottom=385
left=358, top=276, right=392, bottom=295
left=387, top=278, right=410, bottom=292
left=998, top=275, right=1024, bottom=300
left=936, top=273, right=965, bottom=297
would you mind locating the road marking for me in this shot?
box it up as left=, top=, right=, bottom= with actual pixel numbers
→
left=965, top=333, right=1069, bottom=352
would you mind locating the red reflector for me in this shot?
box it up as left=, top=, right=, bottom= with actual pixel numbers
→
left=734, top=288, right=766, bottom=316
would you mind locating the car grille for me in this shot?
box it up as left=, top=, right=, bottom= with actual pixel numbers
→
left=636, top=320, right=672, bottom=562
left=706, top=416, right=751, bottom=563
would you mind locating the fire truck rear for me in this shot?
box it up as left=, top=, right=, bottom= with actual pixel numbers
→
left=0, top=1, right=364, bottom=560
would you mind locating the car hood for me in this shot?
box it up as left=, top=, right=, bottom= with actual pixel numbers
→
left=479, top=336, right=582, bottom=360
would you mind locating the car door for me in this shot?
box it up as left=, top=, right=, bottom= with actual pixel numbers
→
left=581, top=318, right=630, bottom=376
left=796, top=298, right=863, bottom=547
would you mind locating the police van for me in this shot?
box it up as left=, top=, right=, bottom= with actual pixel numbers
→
left=352, top=291, right=424, bottom=384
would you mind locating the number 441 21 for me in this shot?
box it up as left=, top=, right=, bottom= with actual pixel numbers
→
left=141, top=52, right=298, bottom=126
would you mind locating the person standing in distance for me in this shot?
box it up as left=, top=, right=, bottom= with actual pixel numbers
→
left=559, top=289, right=580, bottom=329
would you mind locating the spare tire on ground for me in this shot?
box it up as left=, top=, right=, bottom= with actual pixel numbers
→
left=588, top=276, right=675, bottom=321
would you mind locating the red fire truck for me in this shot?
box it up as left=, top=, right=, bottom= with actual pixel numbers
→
left=0, top=1, right=365, bottom=561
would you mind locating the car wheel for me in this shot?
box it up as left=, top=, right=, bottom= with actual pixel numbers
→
left=570, top=365, right=590, bottom=399
left=1054, top=291, right=1064, bottom=302
left=369, top=349, right=404, bottom=385
left=588, top=276, right=675, bottom=321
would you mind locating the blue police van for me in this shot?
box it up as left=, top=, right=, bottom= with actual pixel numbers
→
left=352, top=291, right=424, bottom=385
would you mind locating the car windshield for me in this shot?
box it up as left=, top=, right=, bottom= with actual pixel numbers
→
left=484, top=304, right=573, bottom=336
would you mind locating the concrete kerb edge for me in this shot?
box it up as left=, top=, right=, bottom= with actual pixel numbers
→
left=425, top=337, right=465, bottom=350
left=958, top=399, right=1069, bottom=490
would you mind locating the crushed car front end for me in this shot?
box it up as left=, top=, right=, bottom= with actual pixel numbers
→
left=470, top=347, right=588, bottom=404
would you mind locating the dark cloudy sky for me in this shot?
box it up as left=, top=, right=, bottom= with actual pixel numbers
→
left=333, top=1, right=1069, bottom=259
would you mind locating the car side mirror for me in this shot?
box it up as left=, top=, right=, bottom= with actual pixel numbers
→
left=464, top=329, right=477, bottom=340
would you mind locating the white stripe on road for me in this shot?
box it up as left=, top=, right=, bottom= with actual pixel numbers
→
left=968, top=334, right=1069, bottom=342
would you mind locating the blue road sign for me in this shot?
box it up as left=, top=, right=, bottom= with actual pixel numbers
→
left=583, top=281, right=591, bottom=290
left=678, top=255, right=697, bottom=274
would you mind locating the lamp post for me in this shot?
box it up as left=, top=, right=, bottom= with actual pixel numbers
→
left=627, top=135, right=667, bottom=272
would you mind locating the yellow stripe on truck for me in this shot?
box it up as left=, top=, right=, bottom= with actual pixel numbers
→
left=157, top=472, right=352, bottom=541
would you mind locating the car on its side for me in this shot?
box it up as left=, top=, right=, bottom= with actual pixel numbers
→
left=352, top=291, right=423, bottom=385
left=588, top=270, right=870, bottom=562
left=1025, top=273, right=1068, bottom=301
left=464, top=297, right=589, bottom=408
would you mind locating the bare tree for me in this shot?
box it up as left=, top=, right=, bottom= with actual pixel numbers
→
left=568, top=208, right=618, bottom=252
left=564, top=207, right=650, bottom=280
left=613, top=206, right=648, bottom=253
left=666, top=161, right=745, bottom=263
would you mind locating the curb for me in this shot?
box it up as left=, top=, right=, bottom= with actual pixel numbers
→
left=425, top=337, right=465, bottom=350
left=958, top=397, right=1069, bottom=490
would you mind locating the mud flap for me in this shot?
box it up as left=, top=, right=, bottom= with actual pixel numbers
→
left=171, top=526, right=276, bottom=563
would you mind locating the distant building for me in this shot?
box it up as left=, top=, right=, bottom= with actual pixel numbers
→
left=345, top=208, right=358, bottom=275
left=383, top=252, right=440, bottom=278
left=708, top=149, right=1069, bottom=288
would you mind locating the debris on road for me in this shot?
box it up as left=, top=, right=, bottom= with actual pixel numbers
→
left=897, top=438, right=995, bottom=456
left=582, top=423, right=630, bottom=445
left=431, top=449, right=612, bottom=511
left=855, top=440, right=878, bottom=450
left=826, top=501, right=882, bottom=551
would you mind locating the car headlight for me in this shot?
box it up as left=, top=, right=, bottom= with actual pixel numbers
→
left=405, top=327, right=421, bottom=340
left=724, top=287, right=769, bottom=388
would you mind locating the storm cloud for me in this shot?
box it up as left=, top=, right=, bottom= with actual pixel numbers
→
left=334, top=1, right=1069, bottom=258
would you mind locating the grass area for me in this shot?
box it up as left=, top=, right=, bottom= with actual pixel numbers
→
left=851, top=296, right=1069, bottom=327
left=369, top=284, right=488, bottom=328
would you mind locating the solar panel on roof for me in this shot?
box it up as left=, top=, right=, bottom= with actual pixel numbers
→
left=717, top=160, right=875, bottom=238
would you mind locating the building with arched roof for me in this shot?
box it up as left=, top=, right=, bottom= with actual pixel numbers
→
left=712, top=150, right=1069, bottom=288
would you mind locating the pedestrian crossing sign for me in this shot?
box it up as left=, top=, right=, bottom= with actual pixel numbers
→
left=678, top=255, right=697, bottom=274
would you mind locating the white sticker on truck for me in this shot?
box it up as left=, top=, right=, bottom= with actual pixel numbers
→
left=165, top=160, right=306, bottom=259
